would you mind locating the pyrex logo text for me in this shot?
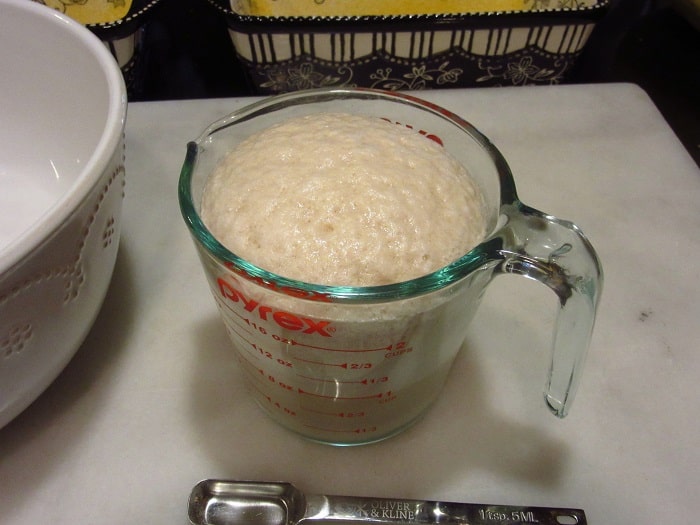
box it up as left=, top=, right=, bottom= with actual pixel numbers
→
left=217, top=277, right=334, bottom=337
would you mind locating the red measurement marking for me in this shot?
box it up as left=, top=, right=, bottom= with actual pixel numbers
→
left=235, top=351, right=265, bottom=375
left=298, top=389, right=393, bottom=401
left=227, top=328, right=295, bottom=367
left=217, top=298, right=247, bottom=322
left=227, top=325, right=258, bottom=349
left=219, top=308, right=410, bottom=357
left=380, top=117, right=443, bottom=146
left=303, top=407, right=367, bottom=418
left=228, top=328, right=273, bottom=362
left=293, top=356, right=373, bottom=370
left=249, top=383, right=297, bottom=416
left=294, top=357, right=347, bottom=368
left=297, top=375, right=388, bottom=385
left=360, top=377, right=389, bottom=384
left=289, top=340, right=404, bottom=353
left=302, top=424, right=378, bottom=434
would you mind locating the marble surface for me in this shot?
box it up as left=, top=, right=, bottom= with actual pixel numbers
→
left=1, top=84, right=698, bottom=524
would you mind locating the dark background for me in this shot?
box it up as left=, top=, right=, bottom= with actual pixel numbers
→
left=131, top=0, right=699, bottom=166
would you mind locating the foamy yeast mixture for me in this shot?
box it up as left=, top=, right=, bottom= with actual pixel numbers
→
left=201, top=112, right=486, bottom=286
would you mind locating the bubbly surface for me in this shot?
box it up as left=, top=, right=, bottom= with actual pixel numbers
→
left=201, top=112, right=486, bottom=286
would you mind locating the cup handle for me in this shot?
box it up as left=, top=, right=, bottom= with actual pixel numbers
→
left=492, top=202, right=603, bottom=417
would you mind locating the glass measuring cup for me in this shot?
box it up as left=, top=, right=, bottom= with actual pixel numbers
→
left=178, top=88, right=603, bottom=446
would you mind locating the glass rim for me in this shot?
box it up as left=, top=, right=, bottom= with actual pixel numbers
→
left=178, top=87, right=518, bottom=302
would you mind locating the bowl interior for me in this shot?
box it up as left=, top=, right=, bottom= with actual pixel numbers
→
left=0, top=0, right=123, bottom=265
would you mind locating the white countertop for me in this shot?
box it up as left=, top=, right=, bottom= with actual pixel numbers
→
left=1, top=83, right=698, bottom=524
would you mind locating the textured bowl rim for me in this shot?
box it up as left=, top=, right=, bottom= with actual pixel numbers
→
left=0, top=0, right=127, bottom=276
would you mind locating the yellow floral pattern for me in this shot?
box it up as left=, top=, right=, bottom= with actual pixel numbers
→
left=37, top=0, right=131, bottom=24
left=233, top=0, right=597, bottom=17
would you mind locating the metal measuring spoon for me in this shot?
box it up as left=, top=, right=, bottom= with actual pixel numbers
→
left=188, top=480, right=586, bottom=525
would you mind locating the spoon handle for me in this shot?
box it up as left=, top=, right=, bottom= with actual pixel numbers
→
left=303, top=494, right=586, bottom=525
left=188, top=480, right=586, bottom=525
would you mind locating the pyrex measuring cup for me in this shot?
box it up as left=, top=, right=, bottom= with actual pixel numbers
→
left=179, top=88, right=603, bottom=446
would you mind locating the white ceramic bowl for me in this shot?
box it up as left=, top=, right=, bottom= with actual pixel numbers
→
left=0, top=0, right=127, bottom=429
